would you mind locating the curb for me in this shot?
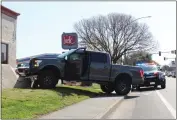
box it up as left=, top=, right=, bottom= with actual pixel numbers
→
left=93, top=97, right=124, bottom=119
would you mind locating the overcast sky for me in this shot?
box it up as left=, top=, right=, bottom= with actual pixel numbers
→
left=2, top=1, right=176, bottom=65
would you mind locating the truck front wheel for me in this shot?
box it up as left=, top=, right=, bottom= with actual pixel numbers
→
left=100, top=84, right=114, bottom=94
left=115, top=76, right=131, bottom=95
left=38, top=70, right=58, bottom=89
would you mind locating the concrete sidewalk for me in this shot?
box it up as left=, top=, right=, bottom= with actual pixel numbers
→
left=38, top=95, right=124, bottom=119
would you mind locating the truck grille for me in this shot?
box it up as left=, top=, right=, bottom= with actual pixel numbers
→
left=18, top=69, right=24, bottom=73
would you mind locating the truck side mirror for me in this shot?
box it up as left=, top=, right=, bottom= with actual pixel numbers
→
left=64, top=56, right=68, bottom=61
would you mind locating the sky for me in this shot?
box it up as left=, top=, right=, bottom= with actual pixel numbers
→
left=2, top=1, right=176, bottom=65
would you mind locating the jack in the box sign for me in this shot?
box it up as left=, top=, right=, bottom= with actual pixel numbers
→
left=61, top=32, right=78, bottom=49
left=63, top=35, right=75, bottom=45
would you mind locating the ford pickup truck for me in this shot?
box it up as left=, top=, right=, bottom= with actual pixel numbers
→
left=16, top=47, right=144, bottom=95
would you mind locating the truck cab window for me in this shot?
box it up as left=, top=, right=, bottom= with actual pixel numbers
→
left=69, top=53, right=81, bottom=61
left=91, top=53, right=107, bottom=63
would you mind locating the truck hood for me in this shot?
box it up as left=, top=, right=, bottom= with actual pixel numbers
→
left=17, top=57, right=62, bottom=68
left=32, top=57, right=63, bottom=64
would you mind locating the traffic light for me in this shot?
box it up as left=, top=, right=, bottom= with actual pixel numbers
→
left=159, top=51, right=161, bottom=56
left=164, top=57, right=166, bottom=60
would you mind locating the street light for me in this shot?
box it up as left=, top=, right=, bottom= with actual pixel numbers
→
left=132, top=16, right=152, bottom=23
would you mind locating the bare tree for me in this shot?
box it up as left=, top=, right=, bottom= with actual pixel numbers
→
left=74, top=13, right=158, bottom=63
left=161, top=65, right=170, bottom=71
left=123, top=51, right=152, bottom=65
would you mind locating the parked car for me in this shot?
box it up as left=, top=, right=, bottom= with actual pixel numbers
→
left=167, top=71, right=173, bottom=77
left=133, top=62, right=166, bottom=90
left=165, top=71, right=168, bottom=76
left=172, top=71, right=176, bottom=78
left=16, top=47, right=144, bottom=95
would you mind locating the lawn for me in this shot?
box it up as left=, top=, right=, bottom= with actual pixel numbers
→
left=2, top=84, right=102, bottom=119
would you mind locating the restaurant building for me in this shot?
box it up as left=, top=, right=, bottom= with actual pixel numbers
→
left=1, top=5, right=20, bottom=88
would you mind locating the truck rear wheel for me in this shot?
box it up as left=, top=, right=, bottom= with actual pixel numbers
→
left=38, top=70, right=58, bottom=89
left=115, top=76, right=131, bottom=95
left=161, top=79, right=166, bottom=89
left=161, top=83, right=166, bottom=89
left=136, top=85, right=141, bottom=91
left=100, top=84, right=114, bottom=94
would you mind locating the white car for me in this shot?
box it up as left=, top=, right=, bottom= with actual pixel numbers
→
left=167, top=71, right=173, bottom=77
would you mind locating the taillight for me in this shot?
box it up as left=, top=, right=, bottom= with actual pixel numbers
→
left=140, top=70, right=144, bottom=78
left=154, top=72, right=159, bottom=77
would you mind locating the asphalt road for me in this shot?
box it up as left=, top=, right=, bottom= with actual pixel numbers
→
left=105, top=77, right=176, bottom=119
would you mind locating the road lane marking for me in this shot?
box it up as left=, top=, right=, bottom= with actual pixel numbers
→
left=156, top=90, right=176, bottom=119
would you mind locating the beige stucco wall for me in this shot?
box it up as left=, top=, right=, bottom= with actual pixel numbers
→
left=1, top=13, right=17, bottom=68
left=1, top=13, right=18, bottom=89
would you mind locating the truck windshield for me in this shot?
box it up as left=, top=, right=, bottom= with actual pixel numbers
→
left=58, top=49, right=76, bottom=58
left=17, top=62, right=29, bottom=67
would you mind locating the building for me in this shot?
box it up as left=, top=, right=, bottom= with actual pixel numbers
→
left=1, top=5, right=20, bottom=88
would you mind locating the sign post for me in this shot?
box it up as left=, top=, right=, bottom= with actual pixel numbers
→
left=61, top=32, right=78, bottom=85
left=61, top=32, right=78, bottom=50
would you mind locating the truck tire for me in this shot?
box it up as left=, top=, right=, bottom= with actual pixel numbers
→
left=38, top=70, right=58, bottom=89
left=161, top=84, right=166, bottom=89
left=136, top=85, right=141, bottom=91
left=100, top=84, right=114, bottom=94
left=115, top=76, right=131, bottom=95
left=131, top=85, right=136, bottom=91
left=154, top=84, right=157, bottom=89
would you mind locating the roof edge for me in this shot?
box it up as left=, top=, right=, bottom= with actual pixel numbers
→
left=1, top=5, right=20, bottom=17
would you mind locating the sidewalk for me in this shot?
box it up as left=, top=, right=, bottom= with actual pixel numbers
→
left=38, top=95, right=124, bottom=119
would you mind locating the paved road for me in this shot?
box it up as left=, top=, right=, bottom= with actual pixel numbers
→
left=104, top=77, right=176, bottom=119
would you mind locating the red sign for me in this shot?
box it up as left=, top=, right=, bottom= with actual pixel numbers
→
left=61, top=32, right=78, bottom=49
left=62, top=35, right=76, bottom=46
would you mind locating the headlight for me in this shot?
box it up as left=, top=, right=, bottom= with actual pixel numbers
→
left=34, top=60, right=42, bottom=67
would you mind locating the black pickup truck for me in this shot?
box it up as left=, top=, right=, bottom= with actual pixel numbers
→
left=16, top=47, right=144, bottom=95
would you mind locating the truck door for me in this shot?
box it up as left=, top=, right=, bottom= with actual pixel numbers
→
left=89, top=52, right=111, bottom=81
left=64, top=53, right=83, bottom=80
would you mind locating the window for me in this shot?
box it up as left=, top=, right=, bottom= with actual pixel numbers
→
left=91, top=53, right=107, bottom=63
left=69, top=53, right=81, bottom=61
left=1, top=43, right=8, bottom=64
